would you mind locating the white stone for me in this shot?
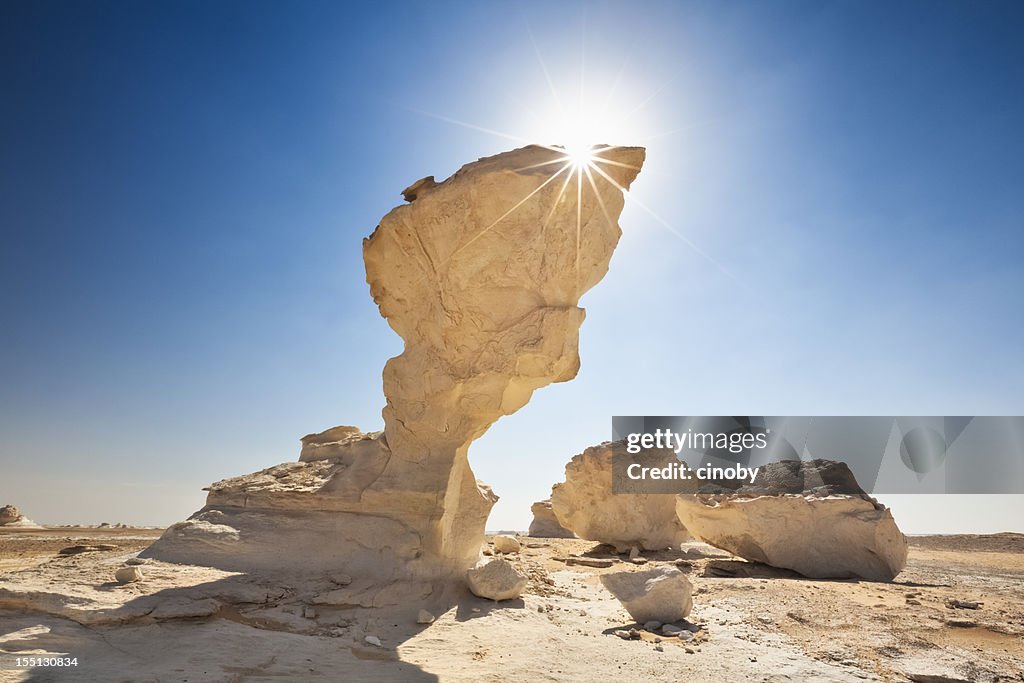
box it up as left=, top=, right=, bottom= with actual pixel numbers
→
left=115, top=566, right=145, bottom=584
left=492, top=535, right=521, bottom=554
left=416, top=609, right=435, bottom=624
left=675, top=460, right=907, bottom=581
left=600, top=567, right=693, bottom=624
left=466, top=559, right=528, bottom=601
left=676, top=493, right=907, bottom=580
left=551, top=440, right=692, bottom=552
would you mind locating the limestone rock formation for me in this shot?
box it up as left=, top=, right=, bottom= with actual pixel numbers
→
left=466, top=558, right=527, bottom=601
left=550, top=440, right=693, bottom=552
left=0, top=505, right=38, bottom=527
left=600, top=567, right=693, bottom=623
left=143, top=145, right=645, bottom=583
left=528, top=499, right=575, bottom=538
left=675, top=459, right=908, bottom=581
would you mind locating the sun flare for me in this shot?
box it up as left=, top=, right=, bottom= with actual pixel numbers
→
left=563, top=142, right=596, bottom=169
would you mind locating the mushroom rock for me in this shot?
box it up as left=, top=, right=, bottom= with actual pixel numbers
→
left=143, top=144, right=645, bottom=582
left=528, top=499, right=575, bottom=538
left=675, top=459, right=908, bottom=581
left=550, top=440, right=694, bottom=552
left=0, top=505, right=38, bottom=528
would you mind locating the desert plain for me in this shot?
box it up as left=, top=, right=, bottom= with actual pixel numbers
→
left=1, top=525, right=1022, bottom=683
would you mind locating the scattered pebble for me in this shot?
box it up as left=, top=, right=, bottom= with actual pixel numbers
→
left=946, top=599, right=981, bottom=610
left=329, top=573, right=352, bottom=586
left=364, top=635, right=383, bottom=647
left=303, top=606, right=317, bottom=619
left=416, top=609, right=435, bottom=624
left=644, top=620, right=662, bottom=632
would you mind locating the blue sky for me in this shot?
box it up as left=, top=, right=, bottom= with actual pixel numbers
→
left=2, top=1, right=1022, bottom=531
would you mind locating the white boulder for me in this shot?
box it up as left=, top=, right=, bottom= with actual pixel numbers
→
left=492, top=535, right=521, bottom=554
left=550, top=440, right=692, bottom=552
left=600, top=566, right=693, bottom=623
left=466, top=559, right=528, bottom=601
left=675, top=459, right=908, bottom=581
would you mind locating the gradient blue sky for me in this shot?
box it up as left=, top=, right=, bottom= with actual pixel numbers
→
left=2, top=1, right=1022, bottom=532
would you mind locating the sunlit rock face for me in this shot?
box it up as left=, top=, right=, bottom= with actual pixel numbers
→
left=675, top=460, right=908, bottom=581
left=550, top=440, right=693, bottom=552
left=144, top=144, right=645, bottom=582
left=528, top=499, right=575, bottom=538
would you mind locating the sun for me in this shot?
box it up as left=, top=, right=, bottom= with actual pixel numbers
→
left=564, top=142, right=595, bottom=169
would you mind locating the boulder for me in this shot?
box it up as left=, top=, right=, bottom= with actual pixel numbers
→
left=143, top=145, right=645, bottom=583
left=466, top=558, right=528, bottom=601
left=675, top=459, right=908, bottom=581
left=527, top=499, right=575, bottom=538
left=492, top=535, right=521, bottom=554
left=600, top=566, right=693, bottom=623
left=550, top=440, right=693, bottom=552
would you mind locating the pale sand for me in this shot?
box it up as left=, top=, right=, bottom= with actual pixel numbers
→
left=1, top=529, right=1021, bottom=682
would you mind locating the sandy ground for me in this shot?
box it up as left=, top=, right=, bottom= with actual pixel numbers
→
left=1, top=528, right=1022, bottom=682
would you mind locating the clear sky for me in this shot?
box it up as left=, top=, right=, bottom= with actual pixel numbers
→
left=2, top=1, right=1022, bottom=532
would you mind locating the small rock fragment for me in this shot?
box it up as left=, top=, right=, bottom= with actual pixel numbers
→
left=115, top=566, right=144, bottom=584
left=946, top=619, right=977, bottom=628
left=329, top=573, right=353, bottom=586
left=303, top=606, right=318, bottom=619
left=644, top=620, right=662, bottom=632
left=945, top=599, right=981, bottom=610
left=614, top=630, right=632, bottom=640
left=566, top=556, right=615, bottom=568
left=364, top=635, right=383, bottom=647
left=416, top=609, right=435, bottom=624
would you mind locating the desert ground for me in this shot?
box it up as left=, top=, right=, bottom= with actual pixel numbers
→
left=1, top=527, right=1021, bottom=683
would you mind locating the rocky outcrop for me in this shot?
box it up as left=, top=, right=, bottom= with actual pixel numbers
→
left=528, top=499, right=575, bottom=538
left=675, top=459, right=908, bottom=581
left=600, top=567, right=693, bottom=623
left=144, top=145, right=644, bottom=583
left=550, top=440, right=693, bottom=552
left=0, top=505, right=38, bottom=527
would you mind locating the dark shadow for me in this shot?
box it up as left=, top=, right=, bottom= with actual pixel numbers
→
left=702, top=559, right=805, bottom=579
left=453, top=594, right=525, bottom=621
